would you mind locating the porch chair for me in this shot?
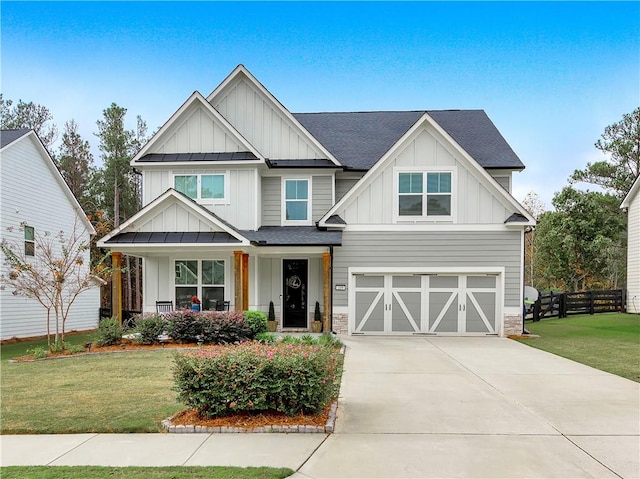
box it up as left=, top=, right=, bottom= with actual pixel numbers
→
left=155, top=301, right=174, bottom=314
left=215, top=300, right=230, bottom=312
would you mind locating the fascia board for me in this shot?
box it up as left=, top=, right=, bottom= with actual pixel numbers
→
left=207, top=65, right=342, bottom=167
left=621, top=176, right=640, bottom=209
left=131, top=91, right=264, bottom=165
left=19, top=131, right=96, bottom=235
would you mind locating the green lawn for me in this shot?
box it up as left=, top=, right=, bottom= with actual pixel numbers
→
left=1, top=350, right=183, bottom=433
left=1, top=331, right=96, bottom=361
left=516, top=313, right=640, bottom=382
left=0, top=466, right=294, bottom=479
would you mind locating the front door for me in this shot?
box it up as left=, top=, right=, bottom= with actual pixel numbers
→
left=283, top=259, right=308, bottom=328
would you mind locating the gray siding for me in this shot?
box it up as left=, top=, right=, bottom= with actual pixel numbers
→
left=333, top=230, right=522, bottom=308
left=335, top=178, right=360, bottom=202
left=494, top=176, right=510, bottom=192
left=262, top=177, right=281, bottom=226
left=312, top=175, right=333, bottom=222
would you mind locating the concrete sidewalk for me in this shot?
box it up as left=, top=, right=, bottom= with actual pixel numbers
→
left=2, top=336, right=639, bottom=478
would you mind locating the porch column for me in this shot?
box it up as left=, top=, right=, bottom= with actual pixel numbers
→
left=322, top=251, right=331, bottom=333
left=111, top=252, right=123, bottom=326
left=242, top=253, right=249, bottom=311
left=233, top=250, right=243, bottom=312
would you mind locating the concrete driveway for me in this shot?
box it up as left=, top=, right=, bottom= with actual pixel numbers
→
left=298, top=336, right=640, bottom=479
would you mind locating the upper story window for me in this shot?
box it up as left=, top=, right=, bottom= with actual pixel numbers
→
left=396, top=169, right=454, bottom=220
left=283, top=178, right=311, bottom=225
left=174, top=173, right=227, bottom=203
left=24, top=226, right=35, bottom=256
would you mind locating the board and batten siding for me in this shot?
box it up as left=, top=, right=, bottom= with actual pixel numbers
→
left=0, top=135, right=99, bottom=340
left=136, top=199, right=227, bottom=233
left=151, top=103, right=245, bottom=155
left=213, top=77, right=324, bottom=160
left=335, top=127, right=513, bottom=225
left=627, top=192, right=640, bottom=314
left=143, top=168, right=257, bottom=230
left=262, top=175, right=334, bottom=226
left=332, top=230, right=522, bottom=308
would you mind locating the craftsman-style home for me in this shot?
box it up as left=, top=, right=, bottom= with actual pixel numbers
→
left=98, top=65, right=534, bottom=336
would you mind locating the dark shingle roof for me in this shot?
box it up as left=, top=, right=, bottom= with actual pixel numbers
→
left=105, top=231, right=241, bottom=244
left=138, top=152, right=258, bottom=162
left=266, top=159, right=339, bottom=168
left=1, top=129, right=31, bottom=149
left=241, top=227, right=342, bottom=246
left=293, top=111, right=524, bottom=171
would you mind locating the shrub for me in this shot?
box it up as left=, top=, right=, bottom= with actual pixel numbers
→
left=94, top=317, right=123, bottom=346
left=133, top=313, right=166, bottom=344
left=173, top=342, right=339, bottom=417
left=27, top=346, right=48, bottom=359
left=198, top=311, right=252, bottom=344
left=165, top=310, right=201, bottom=343
left=317, top=333, right=343, bottom=350
left=268, top=301, right=276, bottom=322
left=243, top=310, right=268, bottom=337
left=65, top=342, right=86, bottom=354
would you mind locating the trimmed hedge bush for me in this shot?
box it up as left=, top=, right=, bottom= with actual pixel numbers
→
left=173, top=342, right=340, bottom=417
left=165, top=310, right=252, bottom=344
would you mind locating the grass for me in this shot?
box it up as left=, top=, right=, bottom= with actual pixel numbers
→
left=1, top=331, right=96, bottom=361
left=0, top=466, right=294, bottom=479
left=1, top=350, right=183, bottom=433
left=516, top=313, right=640, bottom=382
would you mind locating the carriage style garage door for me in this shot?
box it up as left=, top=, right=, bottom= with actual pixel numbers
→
left=352, top=273, right=499, bottom=335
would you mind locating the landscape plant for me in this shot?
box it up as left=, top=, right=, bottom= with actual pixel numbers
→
left=94, top=317, right=123, bottom=346
left=173, top=341, right=340, bottom=417
left=132, top=313, right=166, bottom=344
left=243, top=309, right=268, bottom=337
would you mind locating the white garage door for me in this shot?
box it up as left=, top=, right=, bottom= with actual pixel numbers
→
left=353, top=273, right=498, bottom=335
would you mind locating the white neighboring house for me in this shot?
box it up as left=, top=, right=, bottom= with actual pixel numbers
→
left=621, top=176, right=640, bottom=314
left=0, top=129, right=99, bottom=340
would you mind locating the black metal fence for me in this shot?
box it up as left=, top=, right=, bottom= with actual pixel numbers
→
left=99, top=308, right=141, bottom=329
left=528, top=289, right=626, bottom=321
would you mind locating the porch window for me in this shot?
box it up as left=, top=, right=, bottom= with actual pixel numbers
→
left=174, top=174, right=226, bottom=203
left=283, top=178, right=310, bottom=224
left=24, top=226, right=35, bottom=256
left=397, top=170, right=453, bottom=219
left=175, top=260, right=225, bottom=310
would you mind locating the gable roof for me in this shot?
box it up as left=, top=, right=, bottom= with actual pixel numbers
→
left=0, top=129, right=31, bottom=149
left=207, top=65, right=342, bottom=166
left=1, top=129, right=95, bottom=235
left=318, top=112, right=535, bottom=227
left=97, top=189, right=250, bottom=247
left=621, top=176, right=640, bottom=209
left=294, top=110, right=524, bottom=171
left=131, top=91, right=263, bottom=165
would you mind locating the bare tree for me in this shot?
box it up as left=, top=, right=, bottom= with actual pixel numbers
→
left=0, top=219, right=109, bottom=350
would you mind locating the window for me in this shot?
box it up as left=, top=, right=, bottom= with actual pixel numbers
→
left=283, top=178, right=310, bottom=224
left=174, top=174, right=226, bottom=202
left=397, top=171, right=453, bottom=218
left=175, top=260, right=225, bottom=310
left=24, top=226, right=35, bottom=256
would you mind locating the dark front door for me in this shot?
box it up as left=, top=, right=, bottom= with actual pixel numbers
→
left=283, top=259, right=308, bottom=328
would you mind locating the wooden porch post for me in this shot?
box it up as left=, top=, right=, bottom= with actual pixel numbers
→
left=242, top=253, right=249, bottom=311
left=322, top=251, right=331, bottom=333
left=233, top=250, right=243, bottom=312
left=111, top=252, right=123, bottom=326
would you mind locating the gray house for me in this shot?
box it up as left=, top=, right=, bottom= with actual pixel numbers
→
left=98, top=65, right=535, bottom=336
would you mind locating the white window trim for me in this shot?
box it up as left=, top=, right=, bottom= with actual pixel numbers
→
left=24, top=225, right=35, bottom=257
left=172, top=172, right=230, bottom=205
left=393, top=167, right=457, bottom=223
left=173, top=259, right=227, bottom=308
left=282, top=176, right=313, bottom=226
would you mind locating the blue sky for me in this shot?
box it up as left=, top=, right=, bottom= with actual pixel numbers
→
left=2, top=1, right=638, bottom=208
